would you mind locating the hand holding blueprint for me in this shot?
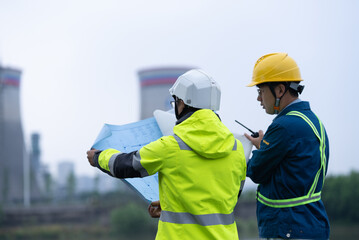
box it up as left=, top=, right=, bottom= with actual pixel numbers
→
left=92, top=117, right=163, bottom=203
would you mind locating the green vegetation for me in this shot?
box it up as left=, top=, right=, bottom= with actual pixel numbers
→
left=110, top=203, right=157, bottom=238
left=0, top=205, right=3, bottom=227
left=330, top=223, right=359, bottom=239
left=0, top=201, right=158, bottom=240
left=322, top=171, right=359, bottom=223
left=235, top=171, right=359, bottom=240
left=0, top=224, right=125, bottom=240
left=236, top=218, right=258, bottom=239
left=66, top=171, right=76, bottom=201
left=43, top=171, right=54, bottom=202
left=1, top=168, right=9, bottom=204
left=1, top=171, right=359, bottom=239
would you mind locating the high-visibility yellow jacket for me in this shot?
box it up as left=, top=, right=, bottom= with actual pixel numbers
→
left=94, top=109, right=247, bottom=239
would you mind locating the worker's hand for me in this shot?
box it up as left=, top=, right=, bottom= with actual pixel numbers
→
left=87, top=149, right=99, bottom=167
left=244, top=130, right=264, bottom=149
left=148, top=200, right=161, bottom=218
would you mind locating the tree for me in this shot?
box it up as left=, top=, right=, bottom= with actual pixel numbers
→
left=322, top=171, right=359, bottom=223
left=1, top=168, right=9, bottom=204
left=110, top=203, right=157, bottom=237
left=66, top=171, right=76, bottom=201
left=44, top=171, right=53, bottom=202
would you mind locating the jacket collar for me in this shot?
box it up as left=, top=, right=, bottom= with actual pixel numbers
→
left=274, top=100, right=311, bottom=120
left=176, top=110, right=221, bottom=125
left=176, top=111, right=196, bottom=125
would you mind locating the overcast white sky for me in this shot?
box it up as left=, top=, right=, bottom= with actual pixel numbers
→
left=0, top=0, right=358, bottom=179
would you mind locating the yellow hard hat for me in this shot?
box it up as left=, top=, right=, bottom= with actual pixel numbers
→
left=247, top=53, right=303, bottom=87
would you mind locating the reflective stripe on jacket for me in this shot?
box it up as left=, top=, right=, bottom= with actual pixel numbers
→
left=95, top=109, right=247, bottom=240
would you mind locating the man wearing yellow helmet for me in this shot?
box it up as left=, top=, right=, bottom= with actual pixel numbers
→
left=245, top=53, right=330, bottom=239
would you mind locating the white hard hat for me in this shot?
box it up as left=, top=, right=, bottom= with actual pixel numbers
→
left=169, top=69, right=221, bottom=111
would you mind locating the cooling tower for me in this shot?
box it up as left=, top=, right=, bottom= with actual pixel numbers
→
left=0, top=65, right=42, bottom=205
left=0, top=66, right=25, bottom=204
left=138, top=67, right=194, bottom=119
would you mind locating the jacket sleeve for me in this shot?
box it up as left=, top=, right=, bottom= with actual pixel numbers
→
left=246, top=123, right=291, bottom=184
left=93, top=136, right=174, bottom=178
left=93, top=148, right=145, bottom=178
left=139, top=136, right=176, bottom=175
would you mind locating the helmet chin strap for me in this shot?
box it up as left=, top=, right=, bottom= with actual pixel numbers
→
left=268, top=83, right=289, bottom=114
left=274, top=98, right=280, bottom=114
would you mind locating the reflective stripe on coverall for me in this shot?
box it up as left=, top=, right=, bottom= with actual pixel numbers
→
left=257, top=111, right=327, bottom=208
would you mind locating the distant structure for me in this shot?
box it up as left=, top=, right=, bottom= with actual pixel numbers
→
left=30, top=133, right=47, bottom=196
left=57, top=161, right=75, bottom=188
left=55, top=161, right=75, bottom=200
left=30, top=133, right=41, bottom=173
left=0, top=65, right=43, bottom=205
left=137, top=67, right=194, bottom=119
left=0, top=65, right=25, bottom=204
left=77, top=174, right=122, bottom=194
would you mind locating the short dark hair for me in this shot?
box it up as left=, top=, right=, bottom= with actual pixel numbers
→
left=257, top=82, right=300, bottom=97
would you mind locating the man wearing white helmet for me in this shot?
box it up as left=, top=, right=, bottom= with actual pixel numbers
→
left=245, top=53, right=330, bottom=239
left=87, top=69, right=247, bottom=239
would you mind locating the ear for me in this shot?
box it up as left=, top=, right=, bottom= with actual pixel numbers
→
left=178, top=99, right=185, bottom=108
left=276, top=84, right=287, bottom=98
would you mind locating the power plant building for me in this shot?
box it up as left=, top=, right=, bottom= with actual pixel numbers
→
left=0, top=66, right=25, bottom=204
left=137, top=67, right=194, bottom=119
left=0, top=65, right=41, bottom=205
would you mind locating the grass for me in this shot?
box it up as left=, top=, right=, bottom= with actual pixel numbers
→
left=330, top=222, right=359, bottom=240
left=1, top=219, right=358, bottom=240
left=0, top=224, right=155, bottom=240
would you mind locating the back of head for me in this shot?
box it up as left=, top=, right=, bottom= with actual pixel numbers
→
left=248, top=52, right=303, bottom=87
left=169, top=69, right=221, bottom=111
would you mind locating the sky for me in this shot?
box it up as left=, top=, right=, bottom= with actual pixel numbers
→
left=0, top=0, right=358, bottom=180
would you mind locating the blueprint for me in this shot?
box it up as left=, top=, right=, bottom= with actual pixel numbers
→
left=92, top=117, right=162, bottom=203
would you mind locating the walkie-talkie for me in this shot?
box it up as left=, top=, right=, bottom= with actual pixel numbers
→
left=235, top=120, right=259, bottom=138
